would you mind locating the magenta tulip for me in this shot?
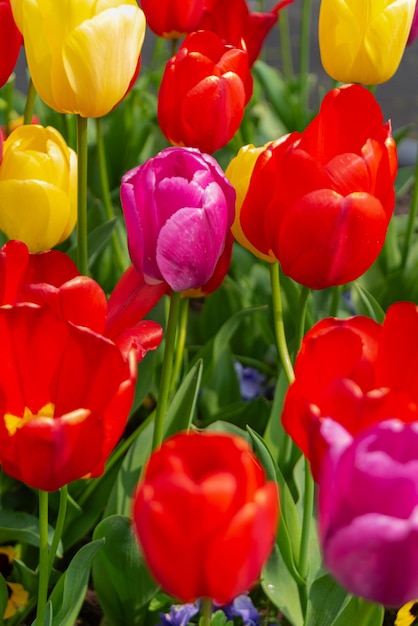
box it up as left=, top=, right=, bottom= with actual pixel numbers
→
left=120, top=147, right=235, bottom=292
left=319, top=418, right=418, bottom=607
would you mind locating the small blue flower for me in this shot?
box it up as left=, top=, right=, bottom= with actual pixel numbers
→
left=234, top=362, right=266, bottom=402
left=221, top=594, right=261, bottom=626
left=159, top=603, right=199, bottom=626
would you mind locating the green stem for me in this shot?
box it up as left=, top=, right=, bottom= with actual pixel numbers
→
left=401, top=142, right=418, bottom=269
left=23, top=79, right=37, bottom=125
left=298, top=458, right=315, bottom=609
left=170, top=296, right=189, bottom=392
left=329, top=285, right=342, bottom=317
left=269, top=263, right=295, bottom=385
left=47, top=485, right=68, bottom=578
left=35, top=491, right=49, bottom=626
left=201, top=598, right=212, bottom=626
left=152, top=291, right=182, bottom=450
left=76, top=115, right=89, bottom=275
left=279, top=5, right=294, bottom=80
left=95, top=117, right=126, bottom=274
left=294, top=285, right=310, bottom=354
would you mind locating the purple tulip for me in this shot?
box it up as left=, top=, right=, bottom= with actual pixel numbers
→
left=120, top=147, right=235, bottom=292
left=408, top=1, right=418, bottom=44
left=319, top=418, right=418, bottom=607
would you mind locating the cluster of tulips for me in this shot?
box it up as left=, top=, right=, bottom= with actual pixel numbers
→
left=0, top=1, right=418, bottom=626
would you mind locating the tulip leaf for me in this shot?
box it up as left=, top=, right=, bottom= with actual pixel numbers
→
left=352, top=283, right=385, bottom=323
left=332, top=596, right=384, bottom=626
left=49, top=538, right=105, bottom=626
left=247, top=428, right=304, bottom=587
left=262, top=544, right=304, bottom=626
left=304, top=573, right=352, bottom=626
left=66, top=218, right=117, bottom=268
left=106, top=359, right=203, bottom=517
left=92, top=515, right=158, bottom=626
left=0, top=510, right=62, bottom=555
left=0, top=573, right=9, bottom=626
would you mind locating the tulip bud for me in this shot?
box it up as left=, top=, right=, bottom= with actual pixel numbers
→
left=319, top=0, right=415, bottom=84
left=0, top=125, right=77, bottom=253
left=121, top=146, right=235, bottom=293
left=319, top=419, right=418, bottom=607
left=11, top=0, right=145, bottom=117
left=158, top=30, right=253, bottom=154
left=133, top=430, right=279, bottom=604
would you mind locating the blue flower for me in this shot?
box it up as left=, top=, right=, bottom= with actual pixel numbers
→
left=221, top=594, right=261, bottom=626
left=159, top=603, right=199, bottom=626
left=234, top=362, right=266, bottom=402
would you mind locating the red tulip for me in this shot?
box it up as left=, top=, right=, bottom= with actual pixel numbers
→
left=158, top=30, right=253, bottom=154
left=237, top=84, right=397, bottom=289
left=0, top=240, right=164, bottom=363
left=139, top=0, right=206, bottom=38
left=133, top=430, right=279, bottom=604
left=199, top=0, right=295, bottom=66
left=282, top=301, right=418, bottom=480
left=0, top=0, right=22, bottom=88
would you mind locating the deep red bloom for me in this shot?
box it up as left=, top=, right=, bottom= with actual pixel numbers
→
left=158, top=30, right=252, bottom=154
left=0, top=0, right=22, bottom=88
left=198, top=0, right=295, bottom=66
left=133, top=430, right=279, bottom=604
left=282, top=301, right=418, bottom=480
left=139, top=0, right=206, bottom=38
left=238, top=84, right=397, bottom=289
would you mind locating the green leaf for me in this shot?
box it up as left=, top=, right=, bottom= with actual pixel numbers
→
left=49, top=539, right=105, bottom=626
left=0, top=510, right=61, bottom=555
left=262, top=544, right=304, bottom=626
left=0, top=573, right=9, bottom=626
left=164, top=358, right=203, bottom=439
left=352, top=283, right=385, bottom=323
left=66, top=218, right=117, bottom=267
left=305, top=573, right=352, bottom=626
left=332, top=596, right=384, bottom=626
left=92, top=515, right=158, bottom=626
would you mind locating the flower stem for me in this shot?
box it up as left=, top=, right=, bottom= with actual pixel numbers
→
left=76, top=115, right=89, bottom=275
left=47, top=485, right=68, bottom=578
left=170, top=296, right=189, bottom=392
left=269, top=262, right=295, bottom=385
left=95, top=117, right=126, bottom=274
left=298, top=458, right=315, bottom=610
left=23, top=78, right=37, bottom=125
left=294, top=285, right=310, bottom=354
left=201, top=598, right=212, bottom=626
left=401, top=141, right=418, bottom=269
left=35, top=490, right=49, bottom=626
left=297, top=0, right=312, bottom=130
left=152, top=290, right=182, bottom=450
left=279, top=5, right=294, bottom=80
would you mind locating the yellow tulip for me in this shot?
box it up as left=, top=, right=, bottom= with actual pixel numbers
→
left=11, top=0, right=146, bottom=117
left=319, top=0, right=415, bottom=85
left=0, top=125, right=77, bottom=253
left=225, top=143, right=274, bottom=263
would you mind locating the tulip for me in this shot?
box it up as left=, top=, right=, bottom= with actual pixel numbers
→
left=282, top=301, right=418, bottom=480
left=132, top=430, right=279, bottom=604
left=0, top=302, right=136, bottom=491
left=121, top=146, right=235, bottom=292
left=0, top=239, right=164, bottom=363
left=0, top=0, right=22, bottom=88
left=157, top=30, right=252, bottom=154
left=198, top=0, right=295, bottom=67
left=319, top=419, right=418, bottom=606
left=139, top=0, right=206, bottom=38
left=0, top=125, right=77, bottom=253
left=235, top=84, right=397, bottom=289
left=11, top=0, right=145, bottom=117
left=319, top=0, right=415, bottom=84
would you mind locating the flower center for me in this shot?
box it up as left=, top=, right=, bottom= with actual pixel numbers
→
left=4, top=403, right=55, bottom=436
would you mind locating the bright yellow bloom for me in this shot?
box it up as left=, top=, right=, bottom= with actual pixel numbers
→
left=11, top=0, right=146, bottom=117
left=319, top=0, right=415, bottom=85
left=225, top=143, right=274, bottom=263
left=396, top=600, right=418, bottom=626
left=0, top=125, right=77, bottom=252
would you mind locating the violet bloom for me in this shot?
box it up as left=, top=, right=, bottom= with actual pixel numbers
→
left=319, top=418, right=418, bottom=607
left=121, top=147, right=235, bottom=292
left=159, top=603, right=199, bottom=626
left=222, top=594, right=260, bottom=626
